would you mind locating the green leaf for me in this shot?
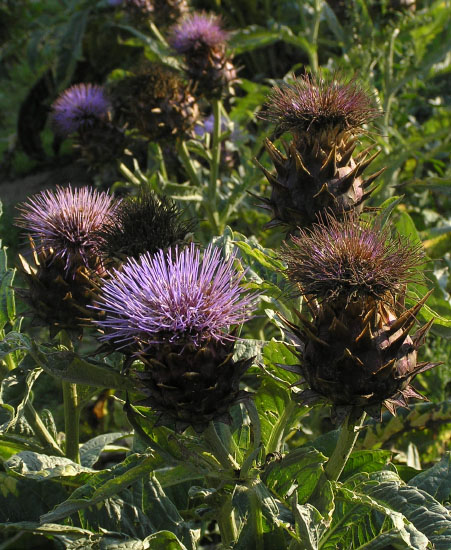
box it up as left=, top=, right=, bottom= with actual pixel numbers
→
left=144, top=531, right=188, bottom=550
left=229, top=26, right=281, bottom=54
left=40, top=453, right=159, bottom=523
left=263, top=447, right=328, bottom=505
left=0, top=366, right=42, bottom=432
left=79, top=432, right=129, bottom=468
left=409, top=452, right=451, bottom=503
left=292, top=500, right=326, bottom=550
left=55, top=9, right=90, bottom=87
left=34, top=346, right=138, bottom=392
left=4, top=451, right=93, bottom=481
left=0, top=472, right=69, bottom=522
left=341, top=450, right=394, bottom=481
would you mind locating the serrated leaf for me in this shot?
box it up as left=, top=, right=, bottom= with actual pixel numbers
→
left=143, top=531, right=188, bottom=550
left=0, top=366, right=42, bottom=432
left=4, top=451, right=93, bottom=482
left=292, top=500, right=326, bottom=550
left=34, top=346, right=137, bottom=392
left=79, top=432, right=128, bottom=468
left=409, top=452, right=451, bottom=503
left=40, top=454, right=164, bottom=524
left=262, top=447, right=328, bottom=504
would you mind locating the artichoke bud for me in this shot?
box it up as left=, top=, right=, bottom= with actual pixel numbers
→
left=169, top=13, right=236, bottom=98
left=93, top=244, right=259, bottom=432
left=96, top=188, right=194, bottom=268
left=17, top=241, right=99, bottom=337
left=256, top=74, right=385, bottom=231
left=15, top=186, right=119, bottom=337
left=280, top=213, right=440, bottom=421
left=112, top=65, right=199, bottom=142
left=135, top=338, right=253, bottom=432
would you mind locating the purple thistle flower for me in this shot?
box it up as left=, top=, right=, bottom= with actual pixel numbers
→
left=94, top=243, right=258, bottom=349
left=51, top=83, right=110, bottom=136
left=16, top=185, right=119, bottom=273
left=281, top=212, right=424, bottom=304
left=169, top=12, right=228, bottom=54
left=262, top=73, right=380, bottom=137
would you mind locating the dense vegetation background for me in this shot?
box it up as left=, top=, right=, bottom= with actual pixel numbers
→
left=0, top=0, right=450, bottom=548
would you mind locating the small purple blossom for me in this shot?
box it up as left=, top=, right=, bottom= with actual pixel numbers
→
left=16, top=185, right=118, bottom=273
left=94, top=243, right=258, bottom=348
left=51, top=83, right=110, bottom=136
left=169, top=12, right=228, bottom=54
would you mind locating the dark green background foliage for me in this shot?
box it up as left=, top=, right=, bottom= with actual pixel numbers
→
left=0, top=0, right=450, bottom=549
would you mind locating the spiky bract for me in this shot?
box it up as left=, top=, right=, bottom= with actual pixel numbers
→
left=169, top=12, right=236, bottom=98
left=280, top=215, right=437, bottom=421
left=16, top=186, right=118, bottom=274
left=97, top=190, right=193, bottom=264
left=17, top=245, right=98, bottom=337
left=281, top=213, right=424, bottom=305
left=51, top=84, right=110, bottom=136
left=94, top=243, right=257, bottom=350
left=255, top=73, right=384, bottom=230
left=136, top=338, right=253, bottom=432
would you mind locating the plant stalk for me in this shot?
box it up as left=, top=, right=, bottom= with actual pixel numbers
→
left=62, top=381, right=80, bottom=464
left=208, top=98, right=222, bottom=233
left=324, top=409, right=366, bottom=482
left=203, top=421, right=239, bottom=470
left=59, top=331, right=80, bottom=464
left=217, top=494, right=237, bottom=548
left=24, top=401, right=64, bottom=457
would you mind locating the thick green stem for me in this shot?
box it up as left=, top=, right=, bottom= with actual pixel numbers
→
left=308, top=0, right=322, bottom=74
left=249, top=483, right=264, bottom=550
left=217, top=494, right=237, bottom=548
left=62, top=381, right=80, bottom=464
left=208, top=99, right=222, bottom=233
left=24, top=401, right=64, bottom=457
left=266, top=400, right=297, bottom=455
left=324, top=409, right=366, bottom=482
left=203, top=421, right=239, bottom=470
left=177, top=139, right=202, bottom=187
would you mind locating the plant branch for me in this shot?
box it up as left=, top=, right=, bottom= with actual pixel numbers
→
left=324, top=409, right=366, bottom=482
left=203, top=421, right=240, bottom=470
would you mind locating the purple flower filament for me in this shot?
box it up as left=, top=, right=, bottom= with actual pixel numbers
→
left=51, top=83, right=110, bottom=136
left=17, top=185, right=118, bottom=273
left=94, top=243, right=258, bottom=348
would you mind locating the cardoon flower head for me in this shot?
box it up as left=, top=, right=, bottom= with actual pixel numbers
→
left=169, top=12, right=236, bottom=98
left=97, top=189, right=194, bottom=264
left=94, top=243, right=257, bottom=349
left=279, top=213, right=438, bottom=422
left=255, top=73, right=384, bottom=231
left=263, top=73, right=380, bottom=142
left=281, top=212, right=424, bottom=305
left=51, top=84, right=110, bottom=136
left=16, top=185, right=118, bottom=273
left=169, top=13, right=228, bottom=53
left=95, top=243, right=258, bottom=432
left=112, top=64, right=198, bottom=142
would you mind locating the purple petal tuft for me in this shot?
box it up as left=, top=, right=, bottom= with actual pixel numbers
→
left=93, top=243, right=258, bottom=347
left=51, top=83, right=110, bottom=136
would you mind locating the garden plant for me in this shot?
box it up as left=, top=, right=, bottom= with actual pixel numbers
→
left=0, top=0, right=450, bottom=549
